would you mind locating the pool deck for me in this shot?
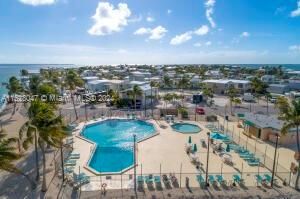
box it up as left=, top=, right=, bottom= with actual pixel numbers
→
left=68, top=118, right=273, bottom=191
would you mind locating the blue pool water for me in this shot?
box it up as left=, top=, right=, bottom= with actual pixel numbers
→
left=81, top=119, right=156, bottom=173
left=171, top=123, right=201, bottom=133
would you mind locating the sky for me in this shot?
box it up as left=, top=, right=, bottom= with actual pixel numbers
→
left=0, top=0, right=300, bottom=65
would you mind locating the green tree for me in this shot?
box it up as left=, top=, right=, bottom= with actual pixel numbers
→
left=250, top=77, right=268, bottom=103
left=7, top=76, right=22, bottom=115
left=162, top=75, right=173, bottom=88
left=29, top=76, right=42, bottom=95
left=20, top=69, right=28, bottom=76
left=226, top=85, right=239, bottom=115
left=203, top=85, right=214, bottom=106
left=127, top=85, right=143, bottom=112
left=65, top=70, right=84, bottom=120
left=279, top=99, right=300, bottom=190
left=27, top=100, right=67, bottom=192
left=0, top=129, right=36, bottom=189
left=150, top=81, right=159, bottom=117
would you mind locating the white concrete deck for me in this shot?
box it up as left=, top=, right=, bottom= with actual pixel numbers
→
left=67, top=118, right=273, bottom=190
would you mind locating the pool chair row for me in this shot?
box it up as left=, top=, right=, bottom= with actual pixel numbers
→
left=64, top=153, right=80, bottom=166
left=197, top=174, right=244, bottom=188
left=229, top=144, right=261, bottom=166
left=255, top=173, right=278, bottom=186
left=137, top=174, right=179, bottom=190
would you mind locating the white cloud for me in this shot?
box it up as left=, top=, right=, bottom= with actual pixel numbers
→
left=167, top=9, right=172, bottom=14
left=291, top=1, right=300, bottom=17
left=146, top=16, right=155, bottom=22
left=170, top=32, right=193, bottom=45
left=194, top=42, right=202, bottom=47
left=134, top=26, right=167, bottom=40
left=289, top=45, right=300, bottom=52
left=134, top=27, right=151, bottom=35
left=240, top=32, right=250, bottom=37
left=194, top=25, right=209, bottom=35
left=19, top=0, right=56, bottom=6
left=205, top=41, right=212, bottom=46
left=205, top=0, right=216, bottom=28
left=88, top=2, right=131, bottom=36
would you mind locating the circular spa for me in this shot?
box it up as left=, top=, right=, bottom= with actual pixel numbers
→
left=81, top=119, right=156, bottom=174
left=171, top=123, right=202, bottom=134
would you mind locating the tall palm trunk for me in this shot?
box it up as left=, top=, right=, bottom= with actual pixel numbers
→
left=151, top=86, right=153, bottom=117
left=39, top=141, right=47, bottom=192
left=34, top=131, right=40, bottom=181
left=295, top=125, right=300, bottom=190
left=134, top=95, right=137, bottom=113
left=71, top=92, right=78, bottom=120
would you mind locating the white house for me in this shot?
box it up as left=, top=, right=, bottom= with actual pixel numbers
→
left=129, top=71, right=151, bottom=81
left=203, top=79, right=251, bottom=94
left=87, top=79, right=124, bottom=92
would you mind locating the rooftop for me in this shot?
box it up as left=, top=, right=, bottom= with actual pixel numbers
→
left=203, top=79, right=250, bottom=84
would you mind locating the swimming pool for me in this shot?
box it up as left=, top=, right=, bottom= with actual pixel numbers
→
left=81, top=119, right=156, bottom=173
left=171, top=123, right=202, bottom=134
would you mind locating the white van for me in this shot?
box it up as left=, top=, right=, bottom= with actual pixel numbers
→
left=242, top=93, right=255, bottom=102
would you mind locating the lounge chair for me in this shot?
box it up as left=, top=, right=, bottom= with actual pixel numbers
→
left=216, top=175, right=226, bottom=185
left=154, top=176, right=161, bottom=183
left=263, top=174, right=272, bottom=184
left=169, top=173, right=178, bottom=184
left=196, top=174, right=206, bottom=188
left=145, top=175, right=153, bottom=184
left=248, top=158, right=260, bottom=166
left=232, top=174, right=244, bottom=184
left=73, top=174, right=90, bottom=188
left=64, top=166, right=75, bottom=174
left=64, top=159, right=76, bottom=166
left=137, top=176, right=144, bottom=183
left=255, top=174, right=265, bottom=186
left=69, top=154, right=80, bottom=159
left=208, top=175, right=217, bottom=186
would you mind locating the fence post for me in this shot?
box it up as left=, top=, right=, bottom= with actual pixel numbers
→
left=264, top=146, right=267, bottom=165
left=179, top=163, right=182, bottom=188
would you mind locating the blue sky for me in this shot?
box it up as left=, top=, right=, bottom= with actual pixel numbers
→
left=0, top=0, right=300, bottom=64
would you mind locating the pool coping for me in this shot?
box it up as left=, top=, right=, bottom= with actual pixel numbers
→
left=171, top=122, right=202, bottom=134
left=75, top=117, right=160, bottom=176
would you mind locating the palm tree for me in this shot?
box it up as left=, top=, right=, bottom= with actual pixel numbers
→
left=203, top=85, right=214, bottom=106
left=0, top=129, right=36, bottom=189
left=250, top=77, right=268, bottom=104
left=18, top=121, right=40, bottom=181
left=65, top=70, right=84, bottom=120
left=233, top=98, right=242, bottom=111
left=127, top=85, right=142, bottom=112
left=150, top=81, right=159, bottom=117
left=6, top=76, right=22, bottom=115
left=27, top=100, right=67, bottom=192
left=226, top=85, right=238, bottom=115
left=278, top=99, right=300, bottom=190
left=162, top=76, right=173, bottom=88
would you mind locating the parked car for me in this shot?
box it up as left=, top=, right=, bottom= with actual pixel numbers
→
left=196, top=107, right=205, bottom=115
left=269, top=97, right=277, bottom=103
left=242, top=93, right=255, bottom=102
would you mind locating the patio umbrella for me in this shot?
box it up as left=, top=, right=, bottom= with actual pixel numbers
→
left=193, top=144, right=198, bottom=153
left=226, top=144, right=230, bottom=152
left=188, top=136, right=192, bottom=144
left=210, top=132, right=226, bottom=140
